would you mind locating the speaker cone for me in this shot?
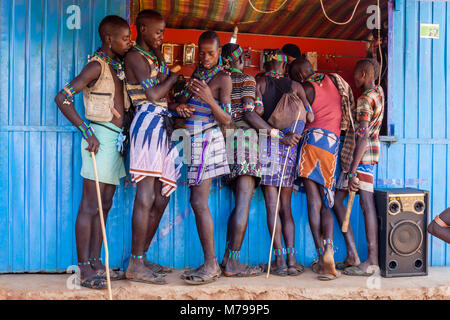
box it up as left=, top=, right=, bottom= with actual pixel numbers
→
left=388, top=200, right=400, bottom=215
left=413, top=200, right=425, bottom=214
left=389, top=220, right=423, bottom=256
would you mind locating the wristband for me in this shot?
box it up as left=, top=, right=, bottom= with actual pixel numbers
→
left=255, top=97, right=264, bottom=108
left=159, top=63, right=170, bottom=75
left=60, top=83, right=76, bottom=102
left=305, top=105, right=313, bottom=113
left=141, top=78, right=159, bottom=89
left=348, top=172, right=358, bottom=178
left=270, top=128, right=284, bottom=139
left=356, top=127, right=368, bottom=137
left=220, top=103, right=232, bottom=114
left=78, top=122, right=95, bottom=140
left=242, top=101, right=255, bottom=113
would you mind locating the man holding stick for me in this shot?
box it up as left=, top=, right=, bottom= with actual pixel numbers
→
left=54, top=15, right=132, bottom=289
left=333, top=58, right=384, bottom=276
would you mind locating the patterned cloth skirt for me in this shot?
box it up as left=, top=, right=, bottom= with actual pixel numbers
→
left=187, top=126, right=230, bottom=186
left=129, top=103, right=181, bottom=197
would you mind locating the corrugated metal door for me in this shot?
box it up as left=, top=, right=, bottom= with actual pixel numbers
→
left=380, top=0, right=449, bottom=265
left=0, top=0, right=130, bottom=273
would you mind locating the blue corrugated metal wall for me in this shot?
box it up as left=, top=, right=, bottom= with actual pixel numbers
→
left=381, top=0, right=450, bottom=266
left=0, top=0, right=448, bottom=273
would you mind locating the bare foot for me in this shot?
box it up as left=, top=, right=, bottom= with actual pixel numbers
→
left=321, top=244, right=337, bottom=276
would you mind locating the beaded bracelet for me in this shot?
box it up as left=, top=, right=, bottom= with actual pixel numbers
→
left=60, top=84, right=76, bottom=105
left=160, top=64, right=170, bottom=75
left=323, top=239, right=334, bottom=247
left=63, top=84, right=76, bottom=99
left=141, top=78, right=159, bottom=89
left=78, top=122, right=94, bottom=140
left=348, top=172, right=358, bottom=178
left=356, top=127, right=368, bottom=137
left=270, top=128, right=284, bottom=139
left=242, top=101, right=255, bottom=112
left=305, top=105, right=313, bottom=113
left=286, top=248, right=296, bottom=255
left=255, top=97, right=264, bottom=107
left=220, top=103, right=232, bottom=114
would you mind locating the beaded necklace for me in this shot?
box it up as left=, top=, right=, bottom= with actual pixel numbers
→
left=363, top=87, right=377, bottom=95
left=93, top=48, right=125, bottom=80
left=181, top=63, right=223, bottom=99
left=227, top=67, right=242, bottom=74
left=307, top=73, right=325, bottom=84
left=134, top=45, right=170, bottom=75
left=195, top=64, right=223, bottom=82
left=265, top=70, right=284, bottom=79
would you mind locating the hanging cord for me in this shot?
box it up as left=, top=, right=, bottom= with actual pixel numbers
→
left=320, top=0, right=383, bottom=91
left=320, top=0, right=361, bottom=25
left=248, top=0, right=288, bottom=14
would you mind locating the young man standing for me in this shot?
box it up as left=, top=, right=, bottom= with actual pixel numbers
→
left=124, top=10, right=188, bottom=284
left=219, top=43, right=263, bottom=277
left=290, top=57, right=343, bottom=280
left=245, top=50, right=313, bottom=277
left=54, top=15, right=132, bottom=289
left=333, top=58, right=384, bottom=276
left=179, top=31, right=233, bottom=284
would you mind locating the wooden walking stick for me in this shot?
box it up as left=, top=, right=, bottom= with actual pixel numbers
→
left=90, top=151, right=112, bottom=300
left=266, top=110, right=302, bottom=278
left=341, top=192, right=355, bottom=233
left=341, top=177, right=359, bottom=233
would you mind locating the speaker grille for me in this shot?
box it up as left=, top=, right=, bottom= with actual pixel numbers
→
left=389, top=219, right=423, bottom=256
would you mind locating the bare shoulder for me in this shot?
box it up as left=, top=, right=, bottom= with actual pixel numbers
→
left=124, top=49, right=143, bottom=65
left=78, top=60, right=102, bottom=84
left=82, top=60, right=101, bottom=75
left=216, top=70, right=232, bottom=82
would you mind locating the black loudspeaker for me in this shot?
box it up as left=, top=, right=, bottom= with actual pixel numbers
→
left=374, top=188, right=428, bottom=277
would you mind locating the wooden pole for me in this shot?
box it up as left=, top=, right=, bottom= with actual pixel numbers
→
left=90, top=152, right=112, bottom=300
left=342, top=190, right=356, bottom=233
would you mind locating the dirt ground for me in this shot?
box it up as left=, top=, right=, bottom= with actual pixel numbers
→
left=0, top=267, right=449, bottom=300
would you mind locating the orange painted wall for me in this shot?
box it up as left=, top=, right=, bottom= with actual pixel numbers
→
left=131, top=25, right=367, bottom=90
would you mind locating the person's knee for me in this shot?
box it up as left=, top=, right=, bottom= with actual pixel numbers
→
left=79, top=198, right=98, bottom=217
left=135, top=193, right=155, bottom=212
left=190, top=195, right=208, bottom=213
left=308, top=197, right=322, bottom=214
left=232, top=212, right=248, bottom=232
left=279, top=203, right=293, bottom=221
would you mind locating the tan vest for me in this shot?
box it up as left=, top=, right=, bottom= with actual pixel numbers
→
left=83, top=56, right=130, bottom=122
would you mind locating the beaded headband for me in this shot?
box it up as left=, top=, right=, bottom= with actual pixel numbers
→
left=269, top=54, right=287, bottom=63
left=227, top=45, right=243, bottom=63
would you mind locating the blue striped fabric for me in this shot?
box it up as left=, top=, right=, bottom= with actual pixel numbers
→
left=185, top=97, right=218, bottom=134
